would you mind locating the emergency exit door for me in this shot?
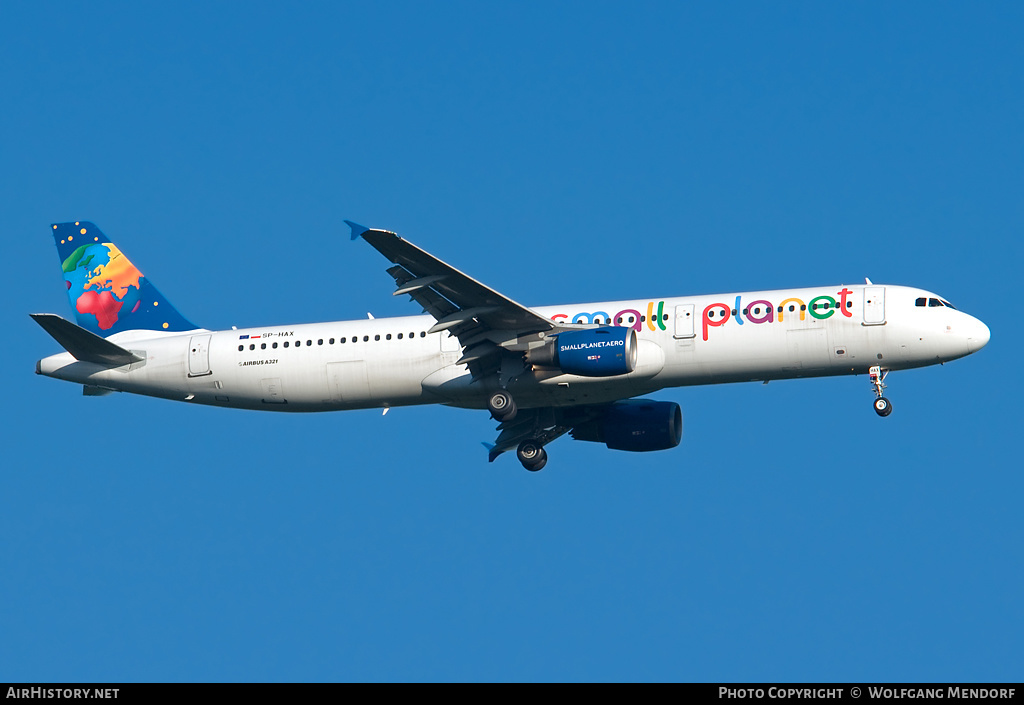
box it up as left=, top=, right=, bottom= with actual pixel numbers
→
left=674, top=304, right=695, bottom=339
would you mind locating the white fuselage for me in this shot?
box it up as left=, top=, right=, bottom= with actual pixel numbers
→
left=36, top=284, right=990, bottom=411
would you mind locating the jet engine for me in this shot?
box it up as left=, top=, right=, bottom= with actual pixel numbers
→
left=570, top=399, right=683, bottom=452
left=526, top=327, right=637, bottom=377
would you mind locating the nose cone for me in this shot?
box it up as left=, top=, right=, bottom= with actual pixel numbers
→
left=966, top=317, right=990, bottom=353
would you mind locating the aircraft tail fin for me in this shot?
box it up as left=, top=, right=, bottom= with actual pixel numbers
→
left=30, top=313, right=143, bottom=366
left=49, top=221, right=198, bottom=335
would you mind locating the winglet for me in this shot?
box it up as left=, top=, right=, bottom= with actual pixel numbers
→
left=483, top=442, right=502, bottom=463
left=345, top=220, right=370, bottom=241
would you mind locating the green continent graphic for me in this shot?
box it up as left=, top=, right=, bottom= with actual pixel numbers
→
left=62, top=245, right=95, bottom=274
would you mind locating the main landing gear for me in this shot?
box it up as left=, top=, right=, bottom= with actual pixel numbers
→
left=869, top=365, right=893, bottom=417
left=517, top=440, right=548, bottom=472
left=488, top=389, right=548, bottom=471
left=487, top=389, right=517, bottom=422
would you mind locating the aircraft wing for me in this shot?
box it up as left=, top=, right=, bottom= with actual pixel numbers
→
left=484, top=404, right=608, bottom=462
left=347, top=221, right=557, bottom=332
left=349, top=222, right=611, bottom=459
left=486, top=407, right=571, bottom=462
left=348, top=221, right=586, bottom=377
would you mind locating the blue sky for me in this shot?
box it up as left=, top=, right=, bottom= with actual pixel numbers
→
left=2, top=2, right=1022, bottom=682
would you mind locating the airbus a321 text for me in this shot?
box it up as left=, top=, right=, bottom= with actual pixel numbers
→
left=33, top=221, right=990, bottom=471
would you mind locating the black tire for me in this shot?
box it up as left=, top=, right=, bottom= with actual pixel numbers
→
left=874, top=397, right=893, bottom=417
left=517, top=441, right=547, bottom=471
left=488, top=390, right=517, bottom=421
left=525, top=451, right=547, bottom=472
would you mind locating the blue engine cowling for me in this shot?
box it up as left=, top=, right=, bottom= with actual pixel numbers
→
left=552, top=327, right=637, bottom=377
left=570, top=400, right=683, bottom=452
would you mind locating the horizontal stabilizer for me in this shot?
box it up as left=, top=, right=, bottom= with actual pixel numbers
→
left=30, top=313, right=143, bottom=366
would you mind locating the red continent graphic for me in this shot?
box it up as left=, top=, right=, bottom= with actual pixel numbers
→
left=76, top=290, right=124, bottom=330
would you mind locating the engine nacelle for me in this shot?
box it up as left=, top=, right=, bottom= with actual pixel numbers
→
left=527, top=327, right=637, bottom=377
left=571, top=400, right=683, bottom=452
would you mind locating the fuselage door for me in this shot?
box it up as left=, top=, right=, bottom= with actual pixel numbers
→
left=863, top=287, right=886, bottom=325
left=188, top=334, right=212, bottom=376
left=674, top=304, right=695, bottom=339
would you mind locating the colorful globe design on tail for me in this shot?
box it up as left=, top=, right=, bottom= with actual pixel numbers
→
left=51, top=221, right=197, bottom=335
left=63, top=242, right=144, bottom=331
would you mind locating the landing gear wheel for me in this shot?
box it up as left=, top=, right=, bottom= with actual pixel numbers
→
left=868, top=366, right=893, bottom=418
left=487, top=390, right=517, bottom=422
left=517, top=441, right=547, bottom=472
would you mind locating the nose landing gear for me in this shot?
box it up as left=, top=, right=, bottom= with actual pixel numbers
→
left=869, top=365, right=893, bottom=417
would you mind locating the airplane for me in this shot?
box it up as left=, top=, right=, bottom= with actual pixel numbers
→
left=33, top=220, right=990, bottom=471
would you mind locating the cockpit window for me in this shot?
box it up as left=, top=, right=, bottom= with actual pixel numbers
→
left=941, top=300, right=957, bottom=310
left=928, top=298, right=943, bottom=307
left=915, top=297, right=926, bottom=307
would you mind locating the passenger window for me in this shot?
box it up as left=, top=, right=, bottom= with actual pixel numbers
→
left=386, top=334, right=392, bottom=340
left=329, top=338, right=334, bottom=344
left=374, top=334, right=380, bottom=341
left=273, top=342, right=278, bottom=349
left=249, top=344, right=255, bottom=350
left=364, top=335, right=370, bottom=342
left=261, top=343, right=267, bottom=349
left=238, top=345, right=243, bottom=352
left=420, top=332, right=425, bottom=337
left=295, top=340, right=301, bottom=347
left=318, top=339, right=323, bottom=345
left=800, top=305, right=806, bottom=311
left=283, top=341, right=289, bottom=348
left=398, top=333, right=403, bottom=339
left=789, top=305, right=795, bottom=312
left=307, top=340, right=312, bottom=346
left=341, top=337, right=346, bottom=343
